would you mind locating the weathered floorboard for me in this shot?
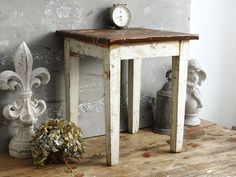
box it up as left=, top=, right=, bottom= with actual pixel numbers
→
left=0, top=120, right=236, bottom=177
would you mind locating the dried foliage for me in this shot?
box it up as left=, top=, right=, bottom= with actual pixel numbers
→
left=32, top=119, right=84, bottom=167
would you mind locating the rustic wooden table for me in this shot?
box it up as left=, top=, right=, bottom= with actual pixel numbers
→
left=56, top=28, right=198, bottom=166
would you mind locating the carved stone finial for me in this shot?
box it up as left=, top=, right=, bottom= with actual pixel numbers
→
left=185, top=59, right=206, bottom=126
left=0, top=42, right=50, bottom=158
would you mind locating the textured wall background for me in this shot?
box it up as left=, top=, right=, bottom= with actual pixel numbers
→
left=0, top=0, right=190, bottom=152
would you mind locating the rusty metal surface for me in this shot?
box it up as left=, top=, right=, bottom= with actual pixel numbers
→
left=56, top=28, right=199, bottom=46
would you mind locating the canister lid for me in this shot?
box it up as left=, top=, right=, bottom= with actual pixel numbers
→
left=157, top=70, right=172, bottom=97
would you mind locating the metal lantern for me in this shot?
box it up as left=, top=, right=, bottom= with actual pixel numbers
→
left=153, top=70, right=171, bottom=135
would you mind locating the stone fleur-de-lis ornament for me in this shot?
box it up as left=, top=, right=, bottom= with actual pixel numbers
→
left=185, top=59, right=206, bottom=126
left=0, top=42, right=50, bottom=158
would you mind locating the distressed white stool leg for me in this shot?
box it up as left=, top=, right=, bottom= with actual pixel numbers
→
left=128, top=59, right=142, bottom=133
left=64, top=38, right=80, bottom=124
left=103, top=50, right=121, bottom=166
left=170, top=40, right=189, bottom=152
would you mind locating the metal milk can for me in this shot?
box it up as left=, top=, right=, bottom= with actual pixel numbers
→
left=153, top=70, right=171, bottom=135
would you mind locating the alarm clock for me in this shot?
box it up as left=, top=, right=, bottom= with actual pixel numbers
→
left=107, top=4, right=131, bottom=29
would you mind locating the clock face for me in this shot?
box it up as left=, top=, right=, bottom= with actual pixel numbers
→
left=112, top=5, right=131, bottom=28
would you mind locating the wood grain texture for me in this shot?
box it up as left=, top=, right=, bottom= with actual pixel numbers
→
left=170, top=40, right=189, bottom=152
left=69, top=39, right=108, bottom=60
left=128, top=59, right=142, bottom=133
left=57, top=28, right=199, bottom=47
left=69, top=40, right=180, bottom=61
left=103, top=49, right=121, bottom=166
left=0, top=120, right=236, bottom=177
left=113, top=41, right=180, bottom=60
left=64, top=38, right=80, bottom=124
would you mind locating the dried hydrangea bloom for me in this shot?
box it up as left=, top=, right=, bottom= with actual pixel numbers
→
left=32, top=119, right=84, bottom=168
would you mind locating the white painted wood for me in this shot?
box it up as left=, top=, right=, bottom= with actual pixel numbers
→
left=70, top=39, right=108, bottom=60
left=64, top=36, right=191, bottom=166
left=103, top=49, right=121, bottom=166
left=170, top=40, right=189, bottom=152
left=128, top=59, right=142, bottom=133
left=112, top=41, right=179, bottom=60
left=70, top=40, right=179, bottom=61
left=0, top=42, right=50, bottom=158
left=64, top=38, right=80, bottom=125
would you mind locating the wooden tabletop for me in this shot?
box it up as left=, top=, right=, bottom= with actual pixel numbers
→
left=56, top=28, right=199, bottom=47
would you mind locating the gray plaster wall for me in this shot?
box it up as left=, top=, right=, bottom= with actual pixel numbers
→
left=0, top=0, right=190, bottom=152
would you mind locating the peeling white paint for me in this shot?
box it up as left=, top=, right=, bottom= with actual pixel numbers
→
left=42, top=1, right=86, bottom=31
left=79, top=98, right=104, bottom=113
left=56, top=3, right=70, bottom=18
left=78, top=96, right=129, bottom=113
left=79, top=81, right=103, bottom=93
left=32, top=48, right=62, bottom=64
left=71, top=8, right=84, bottom=29
left=45, top=8, right=54, bottom=18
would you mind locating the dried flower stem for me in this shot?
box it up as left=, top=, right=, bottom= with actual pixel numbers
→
left=63, top=156, right=73, bottom=172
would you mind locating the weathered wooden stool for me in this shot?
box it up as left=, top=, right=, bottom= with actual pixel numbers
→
left=57, top=28, right=198, bottom=166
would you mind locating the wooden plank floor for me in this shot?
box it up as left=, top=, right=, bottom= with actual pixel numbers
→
left=0, top=120, right=236, bottom=177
